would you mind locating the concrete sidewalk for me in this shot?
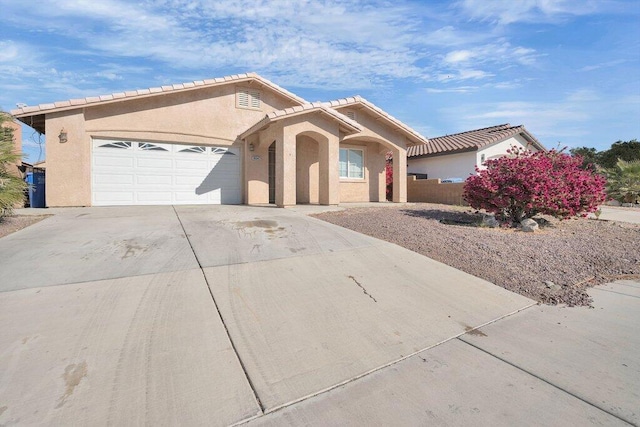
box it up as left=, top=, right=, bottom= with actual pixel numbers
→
left=1, top=205, right=637, bottom=425
left=249, top=280, right=639, bottom=426
left=590, top=206, right=640, bottom=224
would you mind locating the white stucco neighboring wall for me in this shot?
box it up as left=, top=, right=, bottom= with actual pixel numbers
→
left=477, top=134, right=540, bottom=168
left=408, top=134, right=543, bottom=180
left=407, top=151, right=477, bottom=180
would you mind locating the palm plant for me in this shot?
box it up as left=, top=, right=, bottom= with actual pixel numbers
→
left=0, top=112, right=26, bottom=219
left=605, top=159, right=640, bottom=204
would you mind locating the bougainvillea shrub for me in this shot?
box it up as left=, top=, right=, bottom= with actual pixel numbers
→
left=463, top=148, right=607, bottom=225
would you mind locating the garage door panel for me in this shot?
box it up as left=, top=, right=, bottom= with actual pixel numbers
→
left=94, top=173, right=134, bottom=185
left=135, top=192, right=173, bottom=203
left=94, top=156, right=135, bottom=168
left=136, top=175, right=173, bottom=185
left=220, top=191, right=241, bottom=204
left=175, top=159, right=210, bottom=169
left=175, top=175, right=207, bottom=186
left=94, top=191, right=135, bottom=204
left=137, top=157, right=173, bottom=168
left=174, top=192, right=209, bottom=202
left=209, top=164, right=240, bottom=175
left=92, top=139, right=241, bottom=206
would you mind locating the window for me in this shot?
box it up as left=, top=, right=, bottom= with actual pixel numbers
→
left=236, top=88, right=261, bottom=109
left=339, top=148, right=364, bottom=179
left=179, top=146, right=207, bottom=154
left=212, top=148, right=236, bottom=155
left=97, top=141, right=132, bottom=149
left=139, top=142, right=168, bottom=151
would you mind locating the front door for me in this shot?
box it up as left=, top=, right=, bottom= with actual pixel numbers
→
left=268, top=142, right=276, bottom=204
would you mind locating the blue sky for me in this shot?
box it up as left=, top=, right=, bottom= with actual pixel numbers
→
left=1, top=0, right=638, bottom=163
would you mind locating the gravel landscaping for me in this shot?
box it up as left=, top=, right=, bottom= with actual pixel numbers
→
left=313, top=203, right=640, bottom=307
left=0, top=215, right=49, bottom=239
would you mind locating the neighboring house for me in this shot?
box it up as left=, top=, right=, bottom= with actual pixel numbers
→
left=11, top=73, right=427, bottom=208
left=19, top=161, right=46, bottom=176
left=407, top=124, right=545, bottom=180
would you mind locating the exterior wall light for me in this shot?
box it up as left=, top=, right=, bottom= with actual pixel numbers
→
left=58, top=128, right=68, bottom=143
left=249, top=143, right=255, bottom=151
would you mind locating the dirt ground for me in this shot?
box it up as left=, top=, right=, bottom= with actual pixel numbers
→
left=0, top=215, right=49, bottom=239
left=313, top=203, right=640, bottom=307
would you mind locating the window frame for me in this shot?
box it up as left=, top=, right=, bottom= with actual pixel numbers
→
left=339, top=147, right=365, bottom=180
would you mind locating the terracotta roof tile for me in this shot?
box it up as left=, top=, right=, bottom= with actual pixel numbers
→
left=407, top=124, right=545, bottom=157
left=324, top=96, right=429, bottom=145
left=240, top=102, right=361, bottom=140
left=11, top=72, right=307, bottom=117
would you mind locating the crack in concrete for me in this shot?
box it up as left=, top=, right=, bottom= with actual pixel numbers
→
left=348, top=275, right=377, bottom=303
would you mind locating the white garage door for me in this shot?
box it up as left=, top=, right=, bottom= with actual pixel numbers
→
left=92, top=139, right=241, bottom=206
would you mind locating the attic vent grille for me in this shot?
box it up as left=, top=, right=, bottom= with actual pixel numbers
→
left=237, top=88, right=261, bottom=109
left=345, top=110, right=356, bottom=120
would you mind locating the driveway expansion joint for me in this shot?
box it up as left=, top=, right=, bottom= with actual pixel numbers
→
left=234, top=302, right=539, bottom=423
left=457, top=336, right=635, bottom=426
left=171, top=205, right=265, bottom=414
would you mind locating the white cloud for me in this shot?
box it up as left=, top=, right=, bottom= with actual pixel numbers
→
left=579, top=59, right=626, bottom=72
left=444, top=50, right=474, bottom=64
left=0, top=0, right=553, bottom=97
left=457, top=0, right=601, bottom=25
left=438, top=96, right=596, bottom=147
left=2, top=0, right=439, bottom=90
left=566, top=89, right=599, bottom=102
left=426, top=86, right=479, bottom=94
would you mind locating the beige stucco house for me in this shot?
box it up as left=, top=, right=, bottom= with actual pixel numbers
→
left=11, top=72, right=428, bottom=208
left=407, top=124, right=545, bottom=180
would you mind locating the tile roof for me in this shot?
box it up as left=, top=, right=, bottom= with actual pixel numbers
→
left=10, top=72, right=307, bottom=117
left=407, top=123, right=545, bottom=157
left=239, top=102, right=362, bottom=139
left=323, top=96, right=429, bottom=145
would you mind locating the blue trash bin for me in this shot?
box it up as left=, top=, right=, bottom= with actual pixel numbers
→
left=27, top=171, right=46, bottom=208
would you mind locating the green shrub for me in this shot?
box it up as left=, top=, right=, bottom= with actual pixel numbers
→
left=0, top=112, right=26, bottom=218
left=605, top=159, right=640, bottom=204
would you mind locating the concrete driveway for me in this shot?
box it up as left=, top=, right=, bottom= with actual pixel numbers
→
left=0, top=205, right=637, bottom=426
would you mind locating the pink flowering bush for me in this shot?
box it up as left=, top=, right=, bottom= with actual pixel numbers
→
left=463, top=148, right=607, bottom=225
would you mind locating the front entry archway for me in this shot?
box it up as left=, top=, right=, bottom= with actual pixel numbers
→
left=295, top=135, right=320, bottom=204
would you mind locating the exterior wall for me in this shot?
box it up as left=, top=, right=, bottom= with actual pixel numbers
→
left=407, top=177, right=467, bottom=206
left=407, top=151, right=477, bottom=180
left=408, top=135, right=542, bottom=181
left=335, top=106, right=408, bottom=203
left=276, top=114, right=339, bottom=207
left=339, top=141, right=386, bottom=203
left=42, top=84, right=299, bottom=206
left=45, top=110, right=89, bottom=206
left=476, top=135, right=539, bottom=168
left=370, top=143, right=386, bottom=202
left=247, top=110, right=394, bottom=206
left=244, top=133, right=270, bottom=204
